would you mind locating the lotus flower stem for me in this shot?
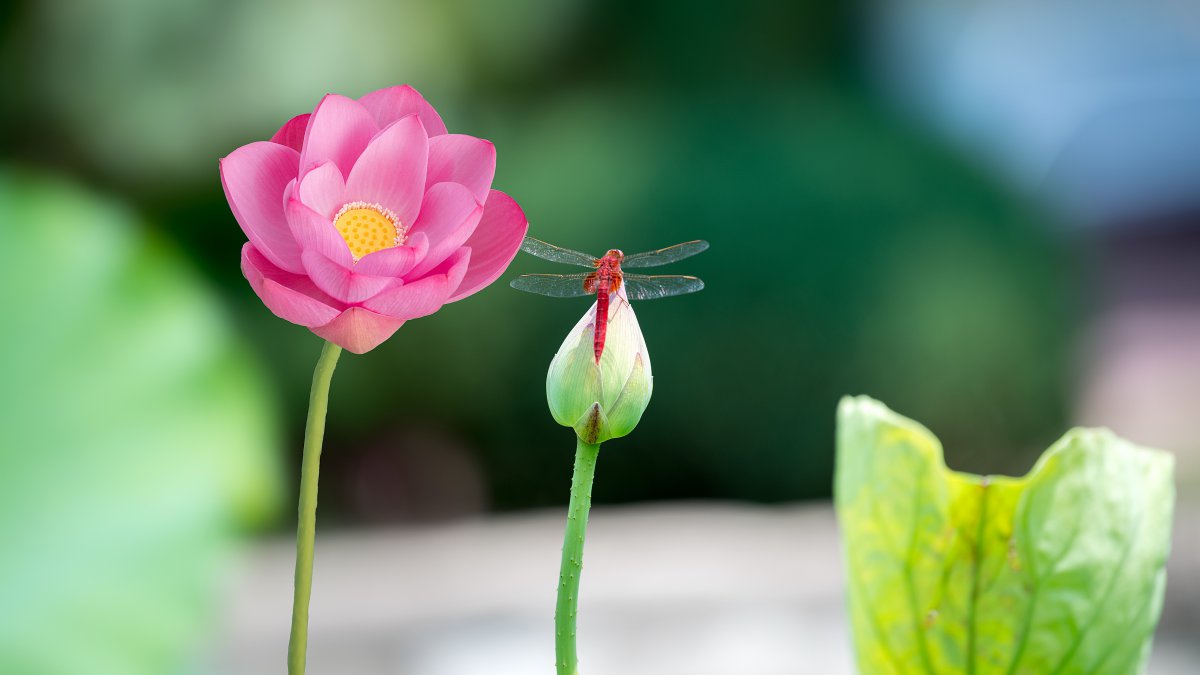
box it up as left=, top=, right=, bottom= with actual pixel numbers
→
left=556, top=438, right=601, bottom=675
left=288, top=340, right=342, bottom=675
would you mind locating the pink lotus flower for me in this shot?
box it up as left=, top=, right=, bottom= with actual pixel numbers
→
left=221, top=85, right=529, bottom=353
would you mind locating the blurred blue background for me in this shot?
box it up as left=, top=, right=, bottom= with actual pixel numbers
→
left=1, top=0, right=1197, bottom=673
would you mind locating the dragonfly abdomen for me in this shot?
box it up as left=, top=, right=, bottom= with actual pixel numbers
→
left=591, top=262, right=622, bottom=363
left=594, top=289, right=608, bottom=363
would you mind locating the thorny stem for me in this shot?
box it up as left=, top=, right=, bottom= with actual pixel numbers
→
left=556, top=438, right=601, bottom=675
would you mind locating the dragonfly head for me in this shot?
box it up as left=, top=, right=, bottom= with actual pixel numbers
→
left=604, top=248, right=624, bottom=262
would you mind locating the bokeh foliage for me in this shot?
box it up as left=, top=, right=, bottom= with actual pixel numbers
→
left=0, top=170, right=281, bottom=674
left=0, top=0, right=1078, bottom=514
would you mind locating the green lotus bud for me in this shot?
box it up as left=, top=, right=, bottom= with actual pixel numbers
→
left=546, top=287, right=653, bottom=444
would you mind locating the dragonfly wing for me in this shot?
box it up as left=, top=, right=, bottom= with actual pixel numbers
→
left=520, top=237, right=597, bottom=267
left=620, top=240, right=709, bottom=268
left=510, top=273, right=594, bottom=298
left=622, top=274, right=705, bottom=300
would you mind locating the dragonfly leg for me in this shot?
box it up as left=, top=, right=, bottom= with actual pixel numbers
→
left=607, top=293, right=632, bottom=324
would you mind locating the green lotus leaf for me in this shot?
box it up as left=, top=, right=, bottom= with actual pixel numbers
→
left=836, top=396, right=1174, bottom=675
left=0, top=169, right=281, bottom=675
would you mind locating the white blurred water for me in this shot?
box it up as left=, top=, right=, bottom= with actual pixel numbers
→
left=207, top=503, right=1198, bottom=675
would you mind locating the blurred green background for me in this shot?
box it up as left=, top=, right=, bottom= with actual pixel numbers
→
left=1, top=0, right=1076, bottom=514
left=19, top=0, right=1200, bottom=672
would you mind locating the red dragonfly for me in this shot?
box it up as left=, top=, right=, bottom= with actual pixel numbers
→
left=511, top=237, right=708, bottom=362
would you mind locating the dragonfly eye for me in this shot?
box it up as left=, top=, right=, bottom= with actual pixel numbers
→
left=606, top=248, right=624, bottom=259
